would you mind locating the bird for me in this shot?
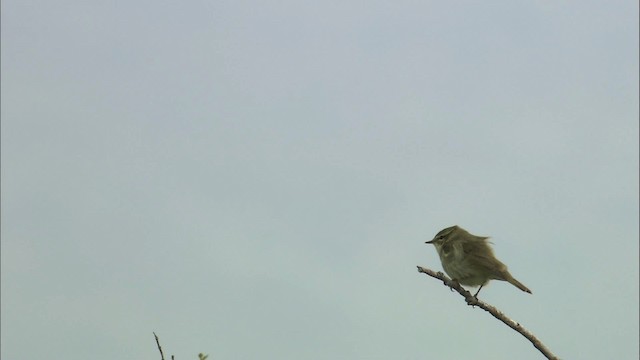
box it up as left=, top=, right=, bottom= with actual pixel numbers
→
left=425, top=225, right=531, bottom=297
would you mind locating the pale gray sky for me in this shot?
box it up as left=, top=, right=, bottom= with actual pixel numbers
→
left=2, top=1, right=638, bottom=359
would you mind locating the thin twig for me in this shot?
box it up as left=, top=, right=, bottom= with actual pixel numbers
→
left=153, top=332, right=165, bottom=360
left=417, top=266, right=560, bottom=360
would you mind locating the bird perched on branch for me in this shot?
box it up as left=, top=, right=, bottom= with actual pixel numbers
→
left=426, top=225, right=531, bottom=297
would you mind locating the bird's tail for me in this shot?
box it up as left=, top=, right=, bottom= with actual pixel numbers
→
left=507, top=276, right=532, bottom=294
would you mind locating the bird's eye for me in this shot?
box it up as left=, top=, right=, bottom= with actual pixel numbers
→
left=438, top=235, right=445, bottom=240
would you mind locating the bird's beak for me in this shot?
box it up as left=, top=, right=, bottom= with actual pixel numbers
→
left=425, top=239, right=434, bottom=244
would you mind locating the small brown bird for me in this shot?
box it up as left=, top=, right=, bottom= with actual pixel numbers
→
left=426, top=225, right=531, bottom=297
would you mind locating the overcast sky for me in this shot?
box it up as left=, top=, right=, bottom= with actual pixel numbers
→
left=2, top=1, right=638, bottom=359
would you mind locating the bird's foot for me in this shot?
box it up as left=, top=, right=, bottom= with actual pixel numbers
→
left=448, top=278, right=460, bottom=292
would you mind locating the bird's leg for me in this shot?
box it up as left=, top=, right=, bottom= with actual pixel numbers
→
left=473, top=284, right=484, bottom=298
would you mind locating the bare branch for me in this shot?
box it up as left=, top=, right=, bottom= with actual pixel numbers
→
left=417, top=266, right=560, bottom=360
left=153, top=332, right=165, bottom=360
